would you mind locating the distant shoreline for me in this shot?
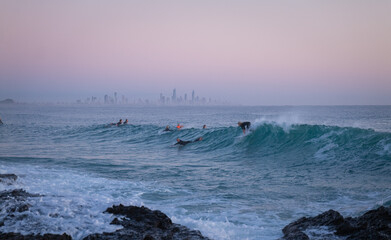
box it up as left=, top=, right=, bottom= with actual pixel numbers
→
left=0, top=100, right=390, bottom=107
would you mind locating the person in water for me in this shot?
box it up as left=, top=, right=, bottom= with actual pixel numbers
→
left=164, top=125, right=172, bottom=131
left=176, top=123, right=183, bottom=129
left=238, top=121, right=251, bottom=134
left=116, top=119, right=122, bottom=126
left=0, top=117, right=3, bottom=125
left=175, top=137, right=203, bottom=146
left=123, top=119, right=128, bottom=124
left=202, top=125, right=206, bottom=129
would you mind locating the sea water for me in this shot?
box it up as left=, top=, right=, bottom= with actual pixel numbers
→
left=0, top=104, right=390, bottom=239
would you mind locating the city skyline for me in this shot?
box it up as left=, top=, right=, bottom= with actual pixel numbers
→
left=72, top=88, right=223, bottom=105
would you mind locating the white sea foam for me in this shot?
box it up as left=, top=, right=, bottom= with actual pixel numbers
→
left=0, top=164, right=145, bottom=239
left=374, top=139, right=391, bottom=157
left=381, top=142, right=391, bottom=155
left=170, top=214, right=277, bottom=240
left=1, top=163, right=264, bottom=240
left=253, top=117, right=297, bottom=133
left=313, top=143, right=338, bottom=161
left=2, top=163, right=274, bottom=240
left=304, top=226, right=343, bottom=240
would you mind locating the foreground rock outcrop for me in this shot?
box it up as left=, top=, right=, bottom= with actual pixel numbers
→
left=83, top=204, right=210, bottom=240
left=0, top=174, right=18, bottom=184
left=4, top=172, right=390, bottom=240
left=1, top=173, right=210, bottom=240
left=0, top=189, right=41, bottom=214
left=282, top=206, right=391, bottom=240
left=0, top=232, right=72, bottom=240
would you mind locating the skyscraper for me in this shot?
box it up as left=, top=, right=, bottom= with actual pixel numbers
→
left=192, top=90, right=195, bottom=102
left=172, top=88, right=177, bottom=102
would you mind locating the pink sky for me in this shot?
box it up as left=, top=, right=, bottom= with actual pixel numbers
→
left=0, top=1, right=390, bottom=104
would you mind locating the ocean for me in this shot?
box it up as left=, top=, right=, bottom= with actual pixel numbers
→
left=0, top=104, right=390, bottom=239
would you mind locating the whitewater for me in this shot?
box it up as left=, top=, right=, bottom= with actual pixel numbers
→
left=0, top=104, right=390, bottom=239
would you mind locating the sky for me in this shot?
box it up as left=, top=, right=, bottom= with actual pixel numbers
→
left=0, top=1, right=390, bottom=105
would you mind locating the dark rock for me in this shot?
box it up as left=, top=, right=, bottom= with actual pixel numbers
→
left=143, top=235, right=154, bottom=240
left=283, top=230, right=309, bottom=240
left=0, top=232, right=71, bottom=240
left=0, top=188, right=208, bottom=240
left=0, top=174, right=18, bottom=184
left=110, top=217, right=121, bottom=225
left=105, top=204, right=173, bottom=230
left=0, top=189, right=41, bottom=200
left=341, top=206, right=391, bottom=240
left=84, top=204, right=210, bottom=240
left=282, top=209, right=344, bottom=237
left=335, top=220, right=356, bottom=235
left=0, top=189, right=41, bottom=215
left=8, top=203, right=31, bottom=213
left=282, top=206, right=391, bottom=240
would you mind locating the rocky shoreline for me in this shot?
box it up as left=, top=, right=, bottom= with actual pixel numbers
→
left=1, top=173, right=391, bottom=239
left=281, top=206, right=391, bottom=240
left=0, top=173, right=209, bottom=240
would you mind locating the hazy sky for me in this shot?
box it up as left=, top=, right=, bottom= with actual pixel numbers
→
left=0, top=1, right=390, bottom=105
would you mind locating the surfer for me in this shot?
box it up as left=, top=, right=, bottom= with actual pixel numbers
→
left=238, top=121, right=251, bottom=134
left=203, top=125, right=207, bottom=129
left=116, top=119, right=123, bottom=126
left=175, top=137, right=203, bottom=146
left=176, top=123, right=183, bottom=129
left=164, top=125, right=172, bottom=131
left=124, top=119, right=128, bottom=125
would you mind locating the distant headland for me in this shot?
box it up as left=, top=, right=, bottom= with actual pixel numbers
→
left=0, top=98, right=15, bottom=104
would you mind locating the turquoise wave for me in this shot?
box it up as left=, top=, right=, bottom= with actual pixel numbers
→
left=53, top=122, right=391, bottom=162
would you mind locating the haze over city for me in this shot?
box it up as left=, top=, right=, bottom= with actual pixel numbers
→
left=0, top=1, right=390, bottom=105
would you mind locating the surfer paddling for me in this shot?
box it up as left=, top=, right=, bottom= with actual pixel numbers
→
left=175, top=137, right=203, bottom=146
left=238, top=121, right=251, bottom=134
left=176, top=123, right=183, bottom=130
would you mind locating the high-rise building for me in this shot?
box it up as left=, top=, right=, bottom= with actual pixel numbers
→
left=192, top=90, right=195, bottom=102
left=160, top=93, right=165, bottom=104
left=172, top=88, right=177, bottom=102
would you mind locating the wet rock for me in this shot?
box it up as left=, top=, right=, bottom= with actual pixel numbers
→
left=282, top=209, right=344, bottom=238
left=0, top=174, right=18, bottom=185
left=0, top=187, right=207, bottom=240
left=0, top=189, right=41, bottom=215
left=0, top=189, right=41, bottom=213
left=282, top=206, right=391, bottom=240
left=83, top=204, right=210, bottom=240
left=283, top=230, right=309, bottom=240
left=105, top=204, right=173, bottom=230
left=8, top=203, right=31, bottom=213
left=0, top=188, right=71, bottom=239
left=0, top=189, right=41, bottom=201
left=0, top=232, right=72, bottom=240
left=337, top=206, right=391, bottom=240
